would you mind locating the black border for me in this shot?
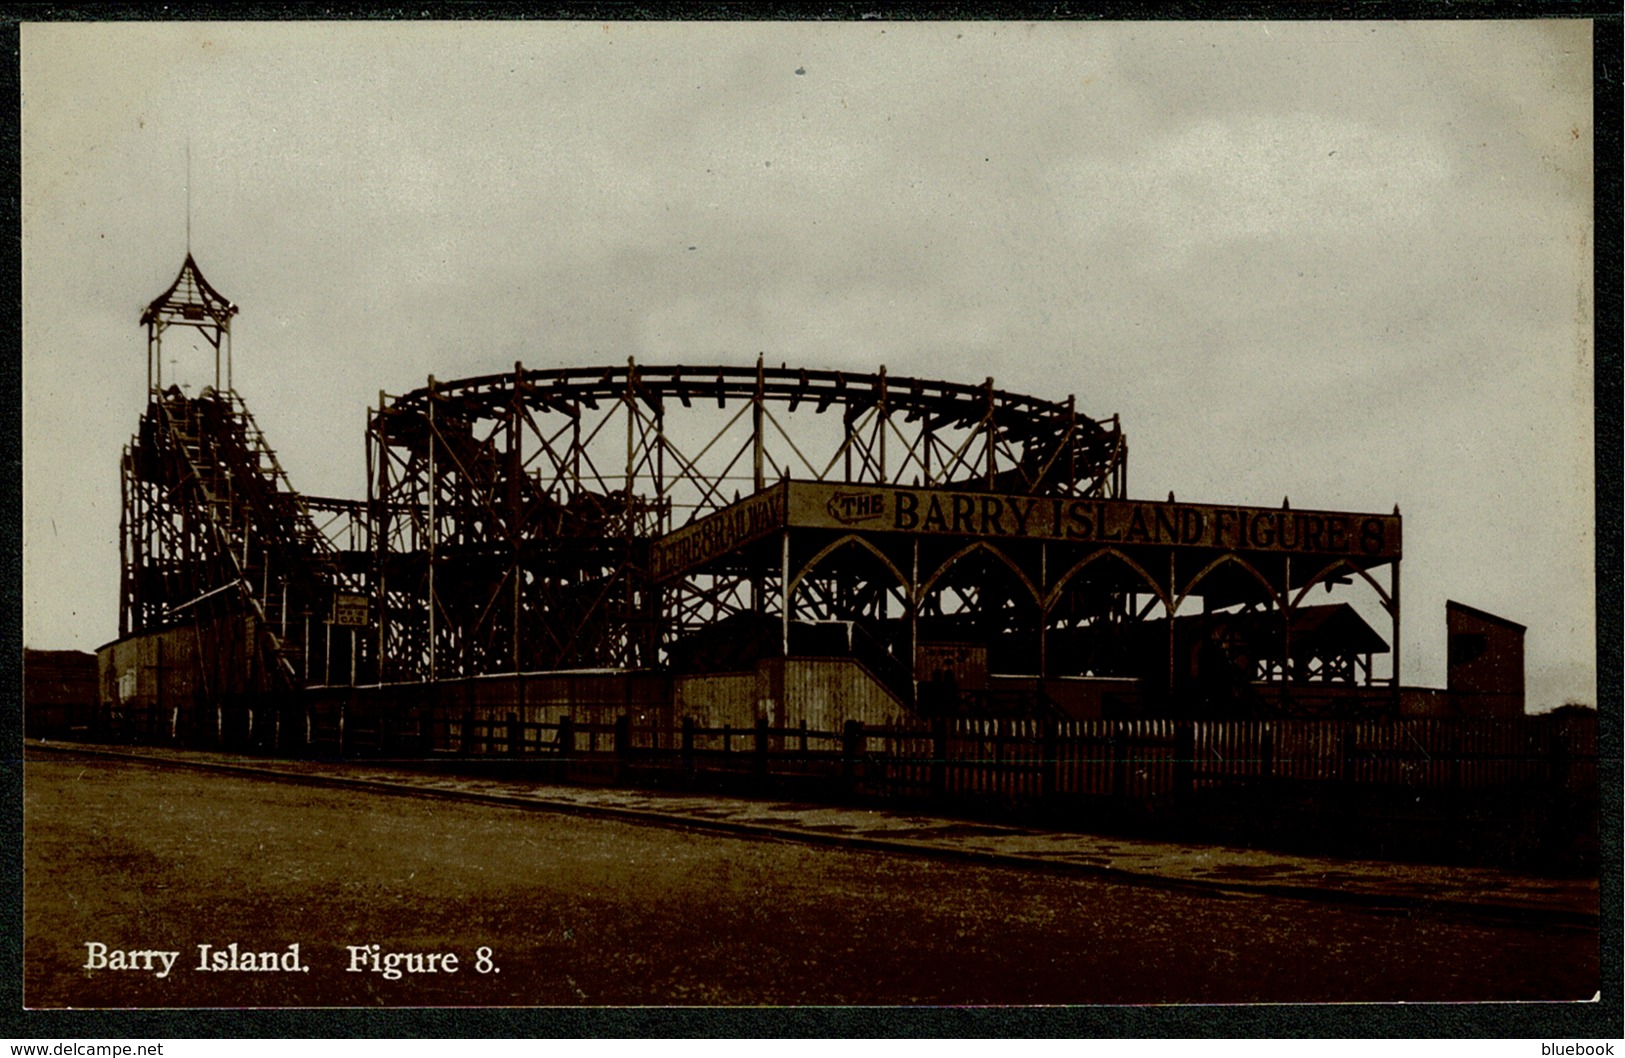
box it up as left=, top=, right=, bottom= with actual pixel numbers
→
left=3, top=4, right=1619, bottom=1040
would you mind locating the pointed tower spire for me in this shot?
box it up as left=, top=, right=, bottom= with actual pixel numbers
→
left=142, top=255, right=238, bottom=395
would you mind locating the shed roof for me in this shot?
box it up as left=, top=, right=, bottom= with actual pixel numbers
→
left=1446, top=600, right=1526, bottom=633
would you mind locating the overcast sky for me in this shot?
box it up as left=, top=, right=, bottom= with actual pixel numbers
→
left=21, top=20, right=1596, bottom=708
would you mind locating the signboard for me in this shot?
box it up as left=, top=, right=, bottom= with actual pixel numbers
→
left=651, top=481, right=1402, bottom=581
left=650, top=486, right=788, bottom=581
left=331, top=593, right=370, bottom=627
left=915, top=642, right=988, bottom=689
left=785, top=482, right=1401, bottom=560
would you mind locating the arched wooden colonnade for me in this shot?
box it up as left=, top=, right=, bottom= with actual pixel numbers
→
left=654, top=479, right=1403, bottom=714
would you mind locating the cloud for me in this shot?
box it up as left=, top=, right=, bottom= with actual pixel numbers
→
left=19, top=22, right=1597, bottom=707
left=1052, top=112, right=1454, bottom=267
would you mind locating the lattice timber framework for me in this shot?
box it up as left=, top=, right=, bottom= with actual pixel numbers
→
left=119, top=257, right=369, bottom=707
left=120, top=387, right=369, bottom=689
left=358, top=358, right=1400, bottom=716
left=116, top=257, right=1404, bottom=721
left=367, top=360, right=1128, bottom=683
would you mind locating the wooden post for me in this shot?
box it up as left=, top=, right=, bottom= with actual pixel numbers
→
left=781, top=530, right=791, bottom=659
left=754, top=716, right=769, bottom=779
left=931, top=716, right=948, bottom=800
left=842, top=719, right=863, bottom=791
left=508, top=712, right=522, bottom=756
left=993, top=717, right=1005, bottom=799
left=1110, top=725, right=1127, bottom=799
left=753, top=354, right=765, bottom=492
left=877, top=364, right=887, bottom=481
left=556, top=714, right=574, bottom=759
left=1392, top=558, right=1402, bottom=712
left=1259, top=723, right=1275, bottom=781
left=1040, top=718, right=1058, bottom=800
left=615, top=713, right=632, bottom=781
left=910, top=538, right=920, bottom=708
left=460, top=708, right=475, bottom=756
left=511, top=363, right=525, bottom=675
left=615, top=712, right=632, bottom=759
left=681, top=715, right=695, bottom=771
left=1172, top=720, right=1195, bottom=807
left=1039, top=543, right=1049, bottom=682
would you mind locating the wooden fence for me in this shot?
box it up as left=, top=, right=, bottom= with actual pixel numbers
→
left=846, top=716, right=1598, bottom=802
left=295, top=705, right=1596, bottom=802
left=87, top=696, right=1599, bottom=863
left=96, top=690, right=1598, bottom=806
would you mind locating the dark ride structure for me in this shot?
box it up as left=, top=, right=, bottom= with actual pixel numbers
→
left=103, top=254, right=1476, bottom=746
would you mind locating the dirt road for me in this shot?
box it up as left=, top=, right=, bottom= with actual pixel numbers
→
left=23, top=754, right=1598, bottom=1007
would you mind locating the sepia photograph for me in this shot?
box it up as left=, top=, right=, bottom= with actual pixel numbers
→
left=18, top=18, right=1604, bottom=1019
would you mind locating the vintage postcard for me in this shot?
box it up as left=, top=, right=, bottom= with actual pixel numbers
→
left=18, top=19, right=1602, bottom=1022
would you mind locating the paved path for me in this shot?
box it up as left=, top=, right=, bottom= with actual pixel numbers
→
left=26, top=740, right=1598, bottom=929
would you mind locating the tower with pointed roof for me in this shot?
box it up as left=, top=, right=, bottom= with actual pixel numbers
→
left=140, top=254, right=237, bottom=395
